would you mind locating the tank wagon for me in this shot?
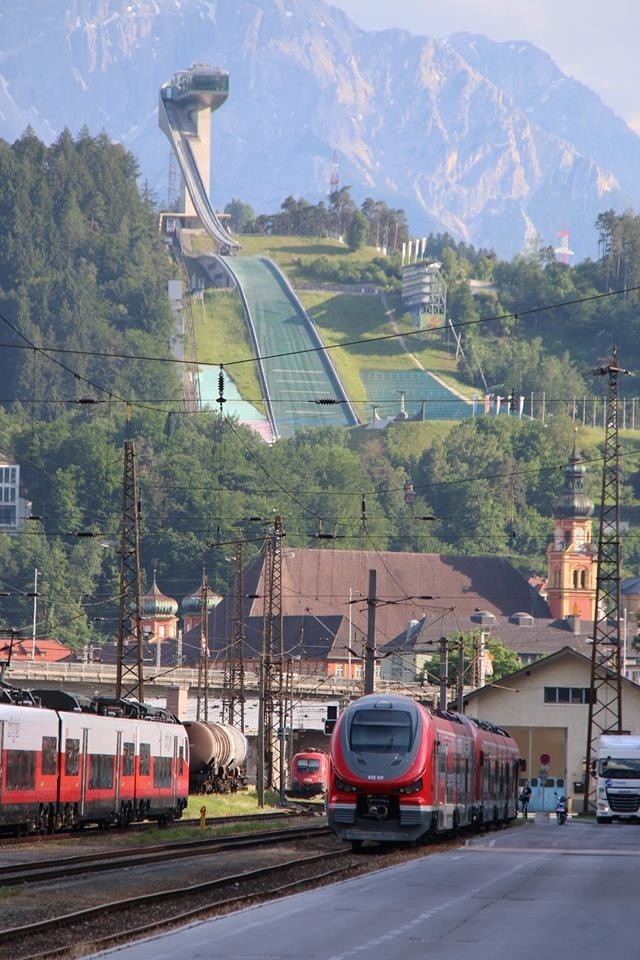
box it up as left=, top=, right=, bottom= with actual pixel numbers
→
left=328, top=693, right=521, bottom=849
left=289, top=750, right=328, bottom=797
left=184, top=720, right=248, bottom=794
left=0, top=686, right=189, bottom=834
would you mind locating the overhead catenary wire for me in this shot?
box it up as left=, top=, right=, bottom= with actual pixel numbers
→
left=0, top=283, right=638, bottom=376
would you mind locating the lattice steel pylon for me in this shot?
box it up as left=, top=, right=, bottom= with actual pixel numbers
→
left=196, top=571, right=210, bottom=721
left=583, top=349, right=629, bottom=812
left=116, top=440, right=144, bottom=702
left=260, top=515, right=284, bottom=791
left=224, top=543, right=246, bottom=730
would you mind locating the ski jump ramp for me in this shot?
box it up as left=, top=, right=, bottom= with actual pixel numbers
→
left=160, top=65, right=357, bottom=437
left=159, top=65, right=238, bottom=251
left=218, top=256, right=358, bottom=438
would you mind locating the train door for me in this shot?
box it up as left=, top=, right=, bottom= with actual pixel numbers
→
left=80, top=728, right=89, bottom=815
left=114, top=731, right=122, bottom=811
left=172, top=736, right=180, bottom=806
left=505, top=756, right=510, bottom=813
left=464, top=756, right=470, bottom=811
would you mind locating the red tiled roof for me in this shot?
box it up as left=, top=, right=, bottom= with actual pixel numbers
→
left=0, top=637, right=74, bottom=662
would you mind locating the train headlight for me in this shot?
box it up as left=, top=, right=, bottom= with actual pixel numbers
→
left=334, top=776, right=358, bottom=793
left=398, top=778, right=423, bottom=795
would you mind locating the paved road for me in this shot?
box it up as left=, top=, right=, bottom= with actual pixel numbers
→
left=90, top=817, right=640, bottom=960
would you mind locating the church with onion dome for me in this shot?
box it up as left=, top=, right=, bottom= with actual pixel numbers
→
left=181, top=579, right=222, bottom=634
left=545, top=443, right=597, bottom=620
left=134, top=571, right=223, bottom=656
left=138, top=570, right=180, bottom=643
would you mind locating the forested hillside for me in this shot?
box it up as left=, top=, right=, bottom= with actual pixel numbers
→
left=2, top=130, right=640, bottom=651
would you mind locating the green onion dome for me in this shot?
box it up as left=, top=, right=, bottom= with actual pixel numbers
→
left=181, top=582, right=222, bottom=614
left=554, top=448, right=594, bottom=519
left=139, top=571, right=179, bottom=617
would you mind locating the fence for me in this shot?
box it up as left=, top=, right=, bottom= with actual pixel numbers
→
left=474, top=394, right=640, bottom=429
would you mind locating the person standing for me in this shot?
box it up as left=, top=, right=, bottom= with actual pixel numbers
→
left=520, top=783, right=532, bottom=819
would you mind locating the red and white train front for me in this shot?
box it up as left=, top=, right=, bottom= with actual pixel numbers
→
left=289, top=751, right=328, bottom=797
left=328, top=693, right=520, bottom=847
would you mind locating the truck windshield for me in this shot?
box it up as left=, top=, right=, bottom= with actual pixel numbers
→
left=598, top=757, right=640, bottom=778
left=349, top=709, right=413, bottom=754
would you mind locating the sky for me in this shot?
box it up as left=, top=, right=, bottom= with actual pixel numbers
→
left=332, top=1, right=640, bottom=133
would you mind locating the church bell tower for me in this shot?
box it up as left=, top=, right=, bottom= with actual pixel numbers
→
left=546, top=442, right=597, bottom=620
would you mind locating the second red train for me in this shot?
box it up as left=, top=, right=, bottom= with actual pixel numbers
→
left=328, top=693, right=521, bottom=849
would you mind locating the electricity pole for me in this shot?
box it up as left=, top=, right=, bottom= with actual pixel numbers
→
left=438, top=636, right=448, bottom=710
left=259, top=515, right=284, bottom=800
left=116, top=440, right=144, bottom=702
left=583, top=349, right=629, bottom=813
left=196, top=570, right=209, bottom=721
left=456, top=637, right=465, bottom=712
left=227, top=543, right=245, bottom=730
left=363, top=569, right=377, bottom=695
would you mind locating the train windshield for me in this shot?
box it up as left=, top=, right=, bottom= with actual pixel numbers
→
left=349, top=709, right=413, bottom=754
left=296, top=758, right=321, bottom=771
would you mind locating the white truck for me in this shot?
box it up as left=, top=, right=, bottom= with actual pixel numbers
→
left=595, top=735, right=640, bottom=823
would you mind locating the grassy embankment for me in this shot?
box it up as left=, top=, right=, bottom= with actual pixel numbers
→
left=190, top=287, right=266, bottom=416
left=104, top=792, right=292, bottom=846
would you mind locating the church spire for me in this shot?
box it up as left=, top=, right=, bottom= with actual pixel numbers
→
left=546, top=440, right=596, bottom=620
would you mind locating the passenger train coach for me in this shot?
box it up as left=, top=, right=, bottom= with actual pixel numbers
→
left=0, top=691, right=189, bottom=833
left=328, top=693, right=521, bottom=848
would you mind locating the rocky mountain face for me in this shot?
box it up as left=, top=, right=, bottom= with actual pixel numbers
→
left=0, top=0, right=637, bottom=259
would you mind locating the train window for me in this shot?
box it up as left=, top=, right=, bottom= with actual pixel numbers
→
left=90, top=754, right=114, bottom=790
left=349, top=709, right=413, bottom=753
left=297, top=759, right=321, bottom=771
left=154, top=756, right=172, bottom=788
left=6, top=750, right=35, bottom=790
left=179, top=745, right=184, bottom=774
left=41, top=736, right=57, bottom=776
left=65, top=738, right=80, bottom=776
left=123, top=742, right=135, bottom=777
left=139, top=743, right=151, bottom=776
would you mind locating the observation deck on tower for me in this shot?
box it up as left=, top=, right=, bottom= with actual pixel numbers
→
left=159, top=64, right=239, bottom=250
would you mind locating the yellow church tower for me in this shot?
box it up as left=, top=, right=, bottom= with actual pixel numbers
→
left=546, top=442, right=597, bottom=620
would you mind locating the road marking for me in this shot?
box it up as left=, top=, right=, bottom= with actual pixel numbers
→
left=326, top=856, right=538, bottom=960
left=466, top=846, right=640, bottom=856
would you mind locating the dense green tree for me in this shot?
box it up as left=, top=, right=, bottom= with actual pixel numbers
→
left=420, top=631, right=522, bottom=689
left=347, top=210, right=368, bottom=252
left=224, top=198, right=256, bottom=233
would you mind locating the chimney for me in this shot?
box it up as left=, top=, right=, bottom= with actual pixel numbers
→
left=566, top=612, right=581, bottom=635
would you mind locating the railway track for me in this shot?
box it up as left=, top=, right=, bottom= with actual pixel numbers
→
left=0, top=820, right=470, bottom=960
left=1, top=848, right=357, bottom=960
left=0, top=827, right=358, bottom=960
left=0, top=808, right=310, bottom=847
left=0, top=823, right=331, bottom=886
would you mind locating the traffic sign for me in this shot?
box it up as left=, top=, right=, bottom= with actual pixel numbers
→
left=540, top=752, right=551, bottom=765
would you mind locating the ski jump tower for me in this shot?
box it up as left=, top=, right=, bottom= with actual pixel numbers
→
left=159, top=64, right=239, bottom=251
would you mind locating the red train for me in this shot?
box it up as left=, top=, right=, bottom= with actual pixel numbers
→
left=289, top=750, right=329, bottom=797
left=0, top=686, right=189, bottom=833
left=328, top=693, right=521, bottom=849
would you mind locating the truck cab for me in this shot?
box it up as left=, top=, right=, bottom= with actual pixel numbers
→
left=596, top=735, right=640, bottom=823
